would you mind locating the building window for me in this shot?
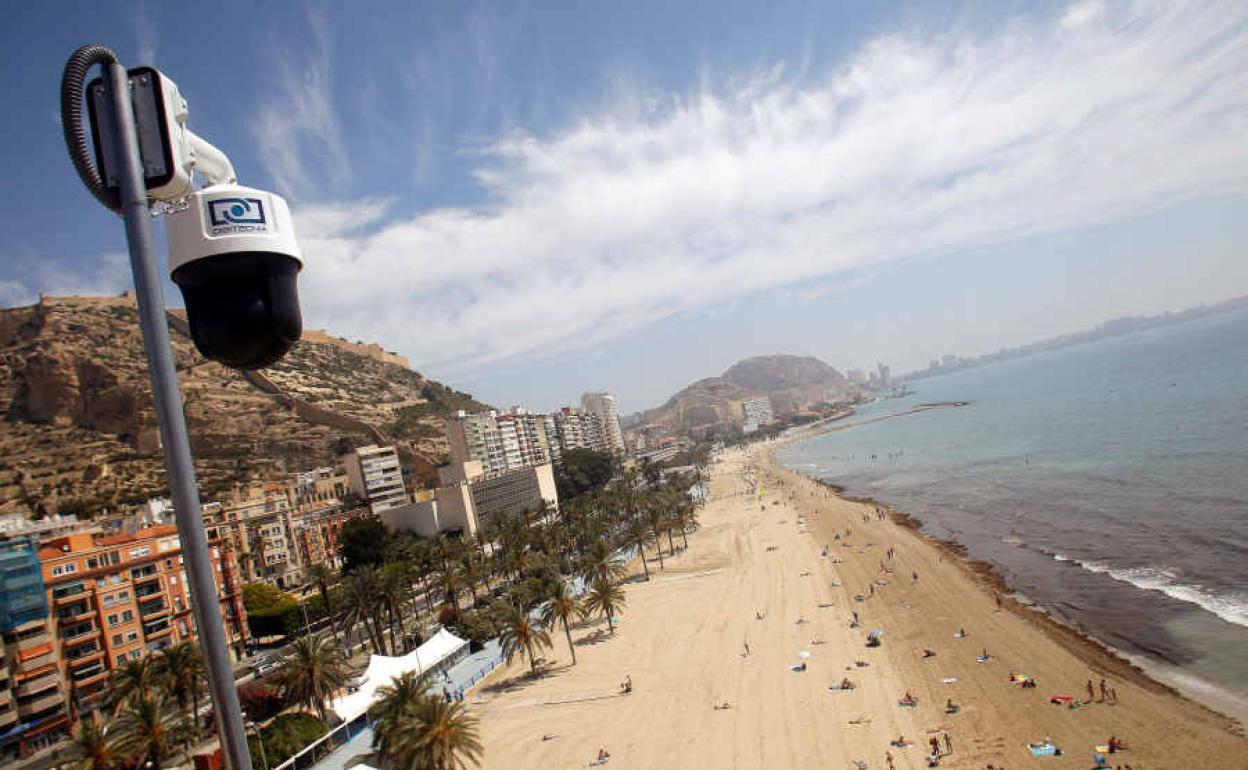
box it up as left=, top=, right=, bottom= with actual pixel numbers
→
left=121, top=610, right=134, bottom=622
left=112, top=634, right=123, bottom=646
left=126, top=631, right=139, bottom=643
left=52, top=564, right=78, bottom=576
left=107, top=614, right=119, bottom=627
left=129, top=546, right=150, bottom=558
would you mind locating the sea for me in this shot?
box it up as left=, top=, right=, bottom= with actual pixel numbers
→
left=775, top=306, right=1248, bottom=720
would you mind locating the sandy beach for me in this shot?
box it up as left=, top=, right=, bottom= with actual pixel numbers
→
left=472, top=442, right=1246, bottom=769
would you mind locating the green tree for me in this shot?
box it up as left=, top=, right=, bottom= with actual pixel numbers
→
left=153, top=643, right=205, bottom=729
left=384, top=696, right=482, bottom=770
left=274, top=633, right=352, bottom=722
left=583, top=576, right=626, bottom=634
left=339, top=517, right=390, bottom=572
left=109, top=693, right=187, bottom=770
left=371, top=671, right=431, bottom=759
left=62, top=718, right=114, bottom=770
left=554, top=448, right=615, bottom=499
left=107, top=657, right=156, bottom=713
left=341, top=566, right=387, bottom=654
left=540, top=581, right=581, bottom=665
left=495, top=601, right=552, bottom=673
left=307, top=563, right=340, bottom=642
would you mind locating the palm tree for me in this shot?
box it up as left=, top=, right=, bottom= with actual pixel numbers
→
left=622, top=520, right=653, bottom=581
left=577, top=540, right=624, bottom=586
left=109, top=693, right=187, bottom=770
left=583, top=576, right=626, bottom=634
left=384, top=696, right=482, bottom=770
left=381, top=563, right=412, bottom=654
left=495, top=601, right=552, bottom=673
left=540, top=581, right=581, bottom=665
left=341, top=566, right=386, bottom=654
left=372, top=671, right=431, bottom=759
left=307, top=563, right=340, bottom=642
left=62, top=717, right=114, bottom=770
left=153, top=643, right=205, bottom=729
left=108, top=657, right=156, bottom=713
left=274, top=632, right=352, bottom=722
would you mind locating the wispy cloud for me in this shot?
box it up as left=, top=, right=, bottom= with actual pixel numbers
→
left=252, top=7, right=349, bottom=200
left=2, top=252, right=133, bottom=307
left=130, top=0, right=158, bottom=65
left=294, top=0, right=1248, bottom=377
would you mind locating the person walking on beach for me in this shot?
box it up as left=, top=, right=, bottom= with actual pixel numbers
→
left=944, top=732, right=953, bottom=754
left=743, top=642, right=750, bottom=657
left=886, top=750, right=896, bottom=770
left=1109, top=686, right=1118, bottom=705
left=1087, top=679, right=1096, bottom=701
left=1099, top=678, right=1108, bottom=703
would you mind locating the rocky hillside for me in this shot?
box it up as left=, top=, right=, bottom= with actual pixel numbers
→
left=0, top=293, right=486, bottom=518
left=634, top=354, right=854, bottom=437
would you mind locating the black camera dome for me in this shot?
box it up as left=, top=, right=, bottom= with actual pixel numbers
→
left=172, top=252, right=302, bottom=369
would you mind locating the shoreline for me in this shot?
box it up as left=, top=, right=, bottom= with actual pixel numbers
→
left=762, top=432, right=1245, bottom=735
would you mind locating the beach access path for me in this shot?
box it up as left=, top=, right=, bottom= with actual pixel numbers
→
left=471, top=445, right=1246, bottom=769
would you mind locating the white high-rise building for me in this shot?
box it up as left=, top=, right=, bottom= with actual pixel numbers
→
left=741, top=397, right=774, bottom=434
left=343, top=444, right=408, bottom=512
left=447, top=409, right=553, bottom=474
left=580, top=392, right=624, bottom=454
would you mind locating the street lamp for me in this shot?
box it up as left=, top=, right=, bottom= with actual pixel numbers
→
left=59, top=44, right=308, bottom=770
left=244, top=719, right=269, bottom=770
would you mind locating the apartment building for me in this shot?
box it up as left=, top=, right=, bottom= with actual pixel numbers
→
left=553, top=407, right=608, bottom=454
left=290, top=467, right=350, bottom=506
left=35, top=526, right=249, bottom=724
left=0, top=538, right=64, bottom=758
left=202, top=482, right=302, bottom=589
left=580, top=392, right=625, bottom=454
left=344, top=445, right=409, bottom=513
left=382, top=461, right=558, bottom=539
left=742, top=397, right=774, bottom=434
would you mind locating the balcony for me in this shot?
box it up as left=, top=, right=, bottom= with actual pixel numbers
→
left=59, top=625, right=99, bottom=646
left=0, top=708, right=16, bottom=729
left=55, top=604, right=94, bottom=623
left=71, top=666, right=107, bottom=687
left=139, top=599, right=168, bottom=618
left=66, top=647, right=104, bottom=667
left=134, top=582, right=162, bottom=599
left=15, top=671, right=58, bottom=699
left=17, top=691, right=64, bottom=719
left=51, top=584, right=87, bottom=605
left=142, top=618, right=171, bottom=638
left=14, top=631, right=52, bottom=652
left=14, top=642, right=55, bottom=669
left=130, top=565, right=160, bottom=582
left=16, top=688, right=64, bottom=718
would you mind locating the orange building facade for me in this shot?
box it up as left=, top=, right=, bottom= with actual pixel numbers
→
left=38, top=525, right=249, bottom=721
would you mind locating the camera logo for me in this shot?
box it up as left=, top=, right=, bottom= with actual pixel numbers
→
left=208, top=197, right=267, bottom=228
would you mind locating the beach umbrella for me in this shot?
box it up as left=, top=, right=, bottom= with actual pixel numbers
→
left=867, top=629, right=884, bottom=640
left=797, top=651, right=811, bottom=660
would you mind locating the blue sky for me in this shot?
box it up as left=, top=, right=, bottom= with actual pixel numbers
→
left=3, top=1, right=1247, bottom=414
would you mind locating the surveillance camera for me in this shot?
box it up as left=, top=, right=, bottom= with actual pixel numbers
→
left=164, top=183, right=303, bottom=369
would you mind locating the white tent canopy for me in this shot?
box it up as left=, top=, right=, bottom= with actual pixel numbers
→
left=329, top=628, right=468, bottom=722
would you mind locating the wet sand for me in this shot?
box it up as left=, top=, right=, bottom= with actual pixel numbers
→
left=472, top=443, right=1246, bottom=769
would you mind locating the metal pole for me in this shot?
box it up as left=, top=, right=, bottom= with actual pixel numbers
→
left=105, top=62, right=253, bottom=770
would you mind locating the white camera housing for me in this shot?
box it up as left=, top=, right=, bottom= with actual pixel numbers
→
left=165, top=184, right=304, bottom=369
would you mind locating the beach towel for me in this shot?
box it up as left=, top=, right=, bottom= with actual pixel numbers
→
left=1027, top=743, right=1058, bottom=756
left=940, top=677, right=957, bottom=684
left=1050, top=695, right=1073, bottom=704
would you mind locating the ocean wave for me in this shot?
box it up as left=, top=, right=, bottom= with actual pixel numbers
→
left=1074, top=560, right=1248, bottom=629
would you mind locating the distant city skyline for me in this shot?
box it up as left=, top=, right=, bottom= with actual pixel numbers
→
left=4, top=2, right=1247, bottom=415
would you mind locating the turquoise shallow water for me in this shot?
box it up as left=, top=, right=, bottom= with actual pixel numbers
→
left=776, top=307, right=1248, bottom=715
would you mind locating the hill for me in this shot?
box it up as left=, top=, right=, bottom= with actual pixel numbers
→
left=0, top=293, right=486, bottom=518
left=634, top=354, right=853, bottom=437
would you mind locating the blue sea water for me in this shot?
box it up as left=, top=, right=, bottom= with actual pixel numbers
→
left=775, top=306, right=1248, bottom=717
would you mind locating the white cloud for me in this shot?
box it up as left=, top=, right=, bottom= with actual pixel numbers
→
left=293, top=0, right=1248, bottom=378
left=252, top=8, right=349, bottom=200
left=1, top=252, right=133, bottom=308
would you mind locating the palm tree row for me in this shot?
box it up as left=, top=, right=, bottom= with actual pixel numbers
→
left=65, top=641, right=206, bottom=770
